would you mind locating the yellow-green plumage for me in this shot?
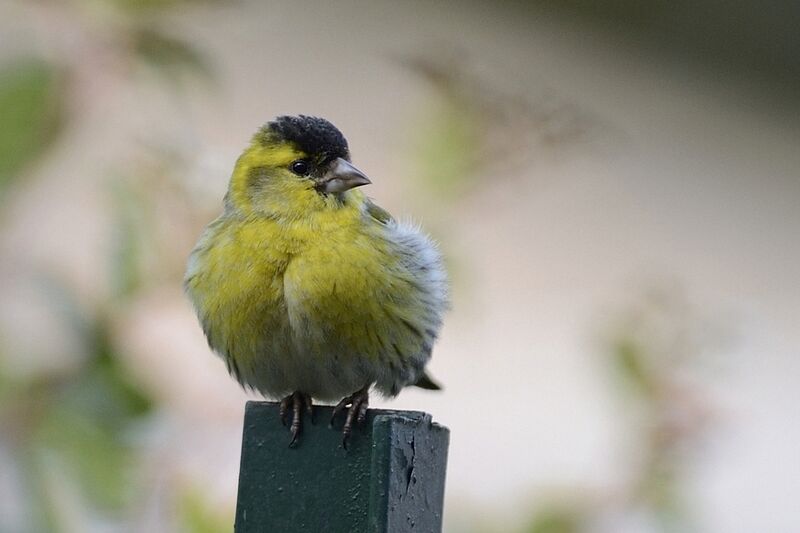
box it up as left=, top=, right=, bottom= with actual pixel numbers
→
left=184, top=116, right=447, bottom=403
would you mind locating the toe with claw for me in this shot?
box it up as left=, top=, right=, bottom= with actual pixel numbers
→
left=279, top=391, right=313, bottom=447
left=330, top=385, right=370, bottom=449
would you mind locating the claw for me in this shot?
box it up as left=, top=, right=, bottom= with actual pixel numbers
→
left=357, top=399, right=369, bottom=425
left=330, top=385, right=370, bottom=449
left=278, top=391, right=313, bottom=447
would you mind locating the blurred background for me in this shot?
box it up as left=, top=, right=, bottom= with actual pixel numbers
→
left=1, top=1, right=798, bottom=532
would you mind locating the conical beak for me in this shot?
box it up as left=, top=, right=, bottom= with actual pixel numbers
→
left=319, top=158, right=371, bottom=193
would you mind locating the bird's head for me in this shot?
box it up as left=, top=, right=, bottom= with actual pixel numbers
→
left=226, top=115, right=371, bottom=217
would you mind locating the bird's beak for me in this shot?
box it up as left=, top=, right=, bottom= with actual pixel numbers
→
left=318, top=158, right=372, bottom=193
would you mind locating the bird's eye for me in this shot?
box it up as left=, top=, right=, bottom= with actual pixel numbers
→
left=290, top=160, right=310, bottom=175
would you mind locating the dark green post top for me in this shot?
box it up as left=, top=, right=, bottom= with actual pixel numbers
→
left=234, top=401, right=450, bottom=533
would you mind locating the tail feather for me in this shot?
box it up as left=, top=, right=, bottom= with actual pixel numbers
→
left=413, top=371, right=443, bottom=391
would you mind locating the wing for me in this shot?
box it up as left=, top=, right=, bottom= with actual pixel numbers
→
left=361, top=199, right=450, bottom=396
left=365, top=198, right=394, bottom=225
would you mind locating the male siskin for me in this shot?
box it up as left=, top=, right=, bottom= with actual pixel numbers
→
left=184, top=116, right=448, bottom=446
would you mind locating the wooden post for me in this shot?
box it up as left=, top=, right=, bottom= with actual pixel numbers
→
left=234, top=401, right=449, bottom=533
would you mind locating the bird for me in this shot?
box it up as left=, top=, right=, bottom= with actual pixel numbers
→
left=184, top=115, right=448, bottom=447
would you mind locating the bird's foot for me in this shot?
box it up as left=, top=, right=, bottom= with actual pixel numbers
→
left=279, top=391, right=313, bottom=447
left=330, top=385, right=370, bottom=449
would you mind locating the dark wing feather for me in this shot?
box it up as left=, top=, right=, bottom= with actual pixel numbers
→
left=365, top=199, right=394, bottom=225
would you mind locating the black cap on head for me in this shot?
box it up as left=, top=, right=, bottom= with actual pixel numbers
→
left=261, top=115, right=350, bottom=162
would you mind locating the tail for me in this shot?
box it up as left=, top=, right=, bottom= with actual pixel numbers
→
left=413, top=371, right=443, bottom=391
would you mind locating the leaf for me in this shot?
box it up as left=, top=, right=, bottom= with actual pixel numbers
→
left=108, top=178, right=148, bottom=299
left=77, top=322, right=155, bottom=426
left=0, top=59, right=64, bottom=197
left=29, top=328, right=155, bottom=511
left=179, top=490, right=233, bottom=533
left=134, top=28, right=213, bottom=82
left=29, top=273, right=155, bottom=419
left=108, top=0, right=233, bottom=13
left=111, top=0, right=191, bottom=11
left=414, top=98, right=481, bottom=195
left=526, top=505, right=585, bottom=533
left=35, top=405, right=137, bottom=510
left=612, top=337, right=656, bottom=397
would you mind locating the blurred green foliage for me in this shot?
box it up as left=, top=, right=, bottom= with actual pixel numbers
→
left=415, top=98, right=481, bottom=195
left=0, top=281, right=156, bottom=529
left=612, top=336, right=657, bottom=397
left=504, top=288, right=714, bottom=533
left=0, top=0, right=231, bottom=530
left=0, top=59, right=64, bottom=199
left=405, top=53, right=599, bottom=201
left=134, top=27, right=214, bottom=83
left=110, top=0, right=229, bottom=12
left=525, top=504, right=586, bottom=533
left=179, top=490, right=233, bottom=533
left=109, top=178, right=151, bottom=299
left=0, top=1, right=727, bottom=531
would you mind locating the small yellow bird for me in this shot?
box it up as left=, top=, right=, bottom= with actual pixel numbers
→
left=184, top=116, right=448, bottom=446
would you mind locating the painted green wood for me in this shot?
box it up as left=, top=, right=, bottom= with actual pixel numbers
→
left=234, top=401, right=449, bottom=533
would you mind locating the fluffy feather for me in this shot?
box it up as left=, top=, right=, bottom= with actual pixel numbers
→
left=184, top=117, right=448, bottom=402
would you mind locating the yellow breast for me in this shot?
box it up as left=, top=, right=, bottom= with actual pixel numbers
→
left=185, top=215, right=292, bottom=374
left=184, top=199, right=388, bottom=380
left=185, top=191, right=438, bottom=400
